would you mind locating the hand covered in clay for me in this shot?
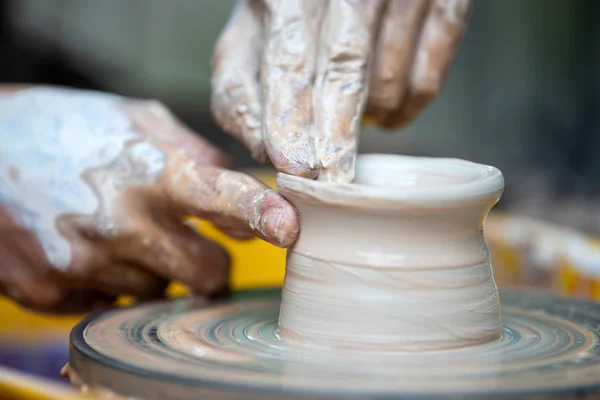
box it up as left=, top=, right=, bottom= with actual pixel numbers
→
left=0, top=86, right=298, bottom=313
left=212, top=0, right=471, bottom=182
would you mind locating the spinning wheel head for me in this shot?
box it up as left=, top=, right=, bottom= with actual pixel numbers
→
left=68, top=289, right=600, bottom=400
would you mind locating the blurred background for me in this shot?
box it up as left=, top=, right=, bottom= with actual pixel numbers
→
left=1, top=0, right=600, bottom=394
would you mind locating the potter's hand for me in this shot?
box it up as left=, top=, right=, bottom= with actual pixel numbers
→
left=211, top=0, right=471, bottom=182
left=0, top=86, right=298, bottom=314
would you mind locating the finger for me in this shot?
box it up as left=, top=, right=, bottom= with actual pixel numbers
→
left=312, top=0, right=386, bottom=182
left=92, top=263, right=168, bottom=299
left=112, top=222, right=230, bottom=296
left=0, top=275, right=67, bottom=313
left=168, top=230, right=231, bottom=296
left=187, top=217, right=255, bottom=240
left=123, top=100, right=231, bottom=168
left=261, top=0, right=324, bottom=178
left=48, top=290, right=116, bottom=315
left=61, top=233, right=167, bottom=301
left=211, top=0, right=267, bottom=162
left=366, top=0, right=432, bottom=125
left=388, top=0, right=472, bottom=128
left=14, top=285, right=115, bottom=315
left=0, top=219, right=115, bottom=314
left=216, top=228, right=255, bottom=240
left=162, top=156, right=298, bottom=247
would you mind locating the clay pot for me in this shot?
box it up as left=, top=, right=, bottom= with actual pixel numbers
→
left=276, top=154, right=505, bottom=351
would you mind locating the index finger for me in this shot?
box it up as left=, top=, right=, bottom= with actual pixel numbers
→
left=312, top=0, right=385, bottom=183
left=261, top=0, right=325, bottom=178
left=162, top=152, right=299, bottom=248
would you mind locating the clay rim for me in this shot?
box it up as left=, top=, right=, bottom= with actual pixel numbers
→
left=277, top=154, right=504, bottom=210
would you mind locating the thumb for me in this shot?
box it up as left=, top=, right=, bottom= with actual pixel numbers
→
left=162, top=152, right=299, bottom=248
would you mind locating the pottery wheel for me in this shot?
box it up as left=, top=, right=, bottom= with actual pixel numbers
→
left=69, top=289, right=600, bottom=400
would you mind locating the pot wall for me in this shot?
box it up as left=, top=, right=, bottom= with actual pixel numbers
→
left=276, top=155, right=504, bottom=351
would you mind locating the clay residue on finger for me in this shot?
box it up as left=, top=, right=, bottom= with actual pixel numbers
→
left=211, top=0, right=267, bottom=162
left=124, top=100, right=230, bottom=168
left=317, top=148, right=356, bottom=183
left=264, top=136, right=318, bottom=179
left=212, top=170, right=299, bottom=247
left=412, top=0, right=471, bottom=94
left=163, top=154, right=298, bottom=247
left=254, top=193, right=299, bottom=247
left=311, top=0, right=385, bottom=183
left=367, top=0, right=432, bottom=126
left=392, top=0, right=472, bottom=127
left=261, top=0, right=324, bottom=178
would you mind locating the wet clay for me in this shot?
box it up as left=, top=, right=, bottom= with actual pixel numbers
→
left=67, top=291, right=600, bottom=399
left=277, top=154, right=505, bottom=350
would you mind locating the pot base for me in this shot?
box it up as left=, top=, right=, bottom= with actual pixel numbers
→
left=67, top=289, right=600, bottom=400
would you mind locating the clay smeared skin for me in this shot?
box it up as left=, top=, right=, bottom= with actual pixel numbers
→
left=373, top=0, right=472, bottom=128
left=211, top=0, right=266, bottom=163
left=212, top=0, right=472, bottom=182
left=0, top=86, right=299, bottom=313
left=312, top=0, right=386, bottom=183
left=0, top=207, right=114, bottom=314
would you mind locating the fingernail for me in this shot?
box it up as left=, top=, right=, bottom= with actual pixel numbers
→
left=268, top=139, right=318, bottom=178
left=273, top=151, right=318, bottom=178
left=261, top=206, right=299, bottom=247
left=289, top=157, right=319, bottom=179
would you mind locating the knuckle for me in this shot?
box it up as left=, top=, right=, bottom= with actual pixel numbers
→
left=229, top=77, right=255, bottom=99
left=270, top=55, right=312, bottom=84
left=328, top=41, right=368, bottom=72
left=79, top=216, right=123, bottom=242
left=326, top=41, right=368, bottom=91
left=267, top=17, right=313, bottom=78
left=212, top=76, right=259, bottom=117
left=121, top=223, right=149, bottom=244
left=215, top=170, right=260, bottom=197
left=432, top=0, right=471, bottom=23
left=154, top=245, right=188, bottom=278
